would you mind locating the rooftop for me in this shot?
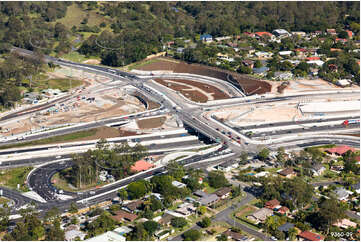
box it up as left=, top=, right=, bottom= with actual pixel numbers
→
left=131, top=160, right=155, bottom=172
left=298, top=231, right=325, bottom=241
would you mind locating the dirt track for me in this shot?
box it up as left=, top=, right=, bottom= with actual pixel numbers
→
left=138, top=58, right=271, bottom=95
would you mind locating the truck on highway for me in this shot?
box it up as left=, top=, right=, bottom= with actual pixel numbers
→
left=342, top=119, right=360, bottom=126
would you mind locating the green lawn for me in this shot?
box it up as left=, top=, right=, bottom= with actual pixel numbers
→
left=0, top=167, right=32, bottom=192
left=127, top=58, right=165, bottom=70
left=37, top=78, right=83, bottom=92
left=60, top=51, right=100, bottom=63
left=57, top=3, right=105, bottom=27
left=0, top=129, right=98, bottom=150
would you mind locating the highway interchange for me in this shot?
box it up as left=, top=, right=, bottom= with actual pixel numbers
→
left=0, top=48, right=359, bottom=239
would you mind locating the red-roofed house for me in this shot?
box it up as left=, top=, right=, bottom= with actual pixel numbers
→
left=277, top=206, right=290, bottom=215
left=325, top=145, right=356, bottom=156
left=346, top=30, right=353, bottom=39
left=335, top=38, right=347, bottom=43
left=131, top=160, right=155, bottom=173
left=306, top=57, right=320, bottom=61
left=326, top=29, right=337, bottom=35
left=243, top=32, right=256, bottom=38
left=298, top=231, right=325, bottom=241
left=265, top=199, right=280, bottom=210
left=255, top=32, right=273, bottom=39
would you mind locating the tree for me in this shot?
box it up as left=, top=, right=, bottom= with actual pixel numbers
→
left=167, top=161, right=185, bottom=181
left=276, top=147, right=286, bottom=165
left=129, top=223, right=149, bottom=241
left=199, top=217, right=211, bottom=228
left=143, top=221, right=159, bottom=236
left=46, top=219, right=65, bottom=241
left=149, top=196, right=163, bottom=212
left=237, top=65, right=252, bottom=74
left=127, top=180, right=151, bottom=199
left=197, top=206, right=207, bottom=215
left=318, top=196, right=345, bottom=234
left=69, top=202, right=78, bottom=214
left=171, top=217, right=187, bottom=228
left=118, top=189, right=128, bottom=201
left=183, top=229, right=201, bottom=241
left=254, top=60, right=262, bottom=68
left=258, top=148, right=270, bottom=161
left=288, top=227, right=298, bottom=241
left=239, top=151, right=248, bottom=165
left=207, top=171, right=228, bottom=188
left=217, top=233, right=228, bottom=241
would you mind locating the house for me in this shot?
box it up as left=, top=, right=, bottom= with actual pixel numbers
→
left=86, top=231, right=126, bottom=242
left=155, top=229, right=172, bottom=240
left=216, top=160, right=239, bottom=172
left=113, top=226, right=133, bottom=236
left=214, top=187, right=232, bottom=199
left=65, top=225, right=86, bottom=241
left=176, top=47, right=185, bottom=54
left=345, top=30, right=353, bottom=39
left=279, top=168, right=297, bottom=178
left=334, top=188, right=351, bottom=201
left=223, top=230, right=248, bottom=241
left=277, top=222, right=295, bottom=232
left=311, top=164, right=326, bottom=176
left=247, top=208, right=273, bottom=224
left=252, top=66, right=269, bottom=76
left=277, top=206, right=290, bottom=215
left=351, top=182, right=360, bottom=194
left=243, top=32, right=256, bottom=38
left=200, top=34, right=213, bottom=42
left=298, top=231, right=325, bottom=241
left=159, top=213, right=177, bottom=226
left=242, top=59, right=254, bottom=69
left=279, top=50, right=293, bottom=56
left=175, top=203, right=196, bottom=216
left=292, top=31, right=306, bottom=37
left=328, top=64, right=338, bottom=72
left=265, top=199, right=280, bottom=210
left=194, top=190, right=209, bottom=198
left=306, top=56, right=320, bottom=61
left=215, top=36, right=232, bottom=42
left=254, top=51, right=273, bottom=58
left=199, top=194, right=220, bottom=206
left=307, top=60, right=324, bottom=67
left=325, top=145, right=356, bottom=156
left=111, top=210, right=138, bottom=222
left=123, top=200, right=143, bottom=213
left=335, top=38, right=347, bottom=43
left=131, top=160, right=155, bottom=173
left=255, top=32, right=274, bottom=39
left=326, top=29, right=337, bottom=35
left=333, top=218, right=357, bottom=229
left=172, top=180, right=186, bottom=189
left=274, top=71, right=293, bottom=80
left=336, top=79, right=351, bottom=87
left=272, top=29, right=291, bottom=38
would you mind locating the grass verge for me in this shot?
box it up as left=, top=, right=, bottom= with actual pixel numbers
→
left=0, top=129, right=98, bottom=150
left=0, top=167, right=32, bottom=192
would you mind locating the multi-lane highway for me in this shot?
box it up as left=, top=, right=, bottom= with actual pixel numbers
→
left=1, top=47, right=359, bottom=230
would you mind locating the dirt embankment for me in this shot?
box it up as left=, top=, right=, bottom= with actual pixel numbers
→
left=137, top=58, right=271, bottom=95
left=132, top=92, right=161, bottom=109
left=154, top=79, right=208, bottom=103
left=137, top=116, right=167, bottom=129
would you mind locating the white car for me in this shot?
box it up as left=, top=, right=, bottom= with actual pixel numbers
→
left=56, top=155, right=62, bottom=159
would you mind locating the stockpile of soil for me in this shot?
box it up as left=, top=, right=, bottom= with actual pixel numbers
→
left=138, top=58, right=272, bottom=95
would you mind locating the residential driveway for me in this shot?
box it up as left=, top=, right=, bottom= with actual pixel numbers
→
left=170, top=191, right=270, bottom=241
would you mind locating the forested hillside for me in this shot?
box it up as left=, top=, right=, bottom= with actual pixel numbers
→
left=0, top=1, right=359, bottom=109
